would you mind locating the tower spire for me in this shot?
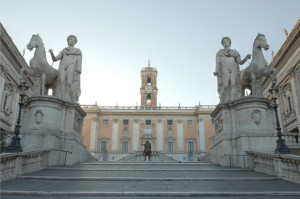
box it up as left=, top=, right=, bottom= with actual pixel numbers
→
left=148, top=59, right=151, bottom=67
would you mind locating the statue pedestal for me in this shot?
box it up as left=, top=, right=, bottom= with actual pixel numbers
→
left=20, top=96, right=92, bottom=165
left=210, top=96, right=277, bottom=168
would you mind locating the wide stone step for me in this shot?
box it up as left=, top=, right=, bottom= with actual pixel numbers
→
left=1, top=161, right=300, bottom=199
left=2, top=196, right=300, bottom=199
left=2, top=178, right=300, bottom=192
left=19, top=169, right=271, bottom=178
left=52, top=161, right=239, bottom=170
left=2, top=191, right=300, bottom=199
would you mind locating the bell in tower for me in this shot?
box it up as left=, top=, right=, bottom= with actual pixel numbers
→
left=140, top=60, right=158, bottom=107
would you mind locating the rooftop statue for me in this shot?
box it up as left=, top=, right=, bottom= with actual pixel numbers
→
left=49, top=35, right=82, bottom=103
left=22, top=34, right=58, bottom=95
left=240, top=33, right=277, bottom=96
left=214, top=37, right=251, bottom=102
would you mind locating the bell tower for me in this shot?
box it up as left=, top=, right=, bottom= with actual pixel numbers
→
left=140, top=60, right=158, bottom=107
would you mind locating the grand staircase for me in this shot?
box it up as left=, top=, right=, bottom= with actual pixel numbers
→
left=1, top=161, right=300, bottom=199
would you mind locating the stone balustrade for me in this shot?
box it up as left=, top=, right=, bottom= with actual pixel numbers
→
left=0, top=150, right=50, bottom=182
left=81, top=105, right=216, bottom=112
left=247, top=151, right=300, bottom=184
left=283, top=133, right=299, bottom=146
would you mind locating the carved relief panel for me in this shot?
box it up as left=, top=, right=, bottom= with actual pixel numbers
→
left=214, top=114, right=223, bottom=135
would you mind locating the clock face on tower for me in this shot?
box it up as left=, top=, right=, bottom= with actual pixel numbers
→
left=145, top=85, right=153, bottom=93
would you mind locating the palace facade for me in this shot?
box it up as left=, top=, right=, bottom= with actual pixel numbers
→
left=81, top=62, right=216, bottom=161
left=262, top=19, right=300, bottom=133
left=0, top=23, right=33, bottom=152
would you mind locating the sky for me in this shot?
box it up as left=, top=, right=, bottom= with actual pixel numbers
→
left=1, top=0, right=299, bottom=107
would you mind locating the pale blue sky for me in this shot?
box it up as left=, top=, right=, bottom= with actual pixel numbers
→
left=1, top=0, right=299, bottom=106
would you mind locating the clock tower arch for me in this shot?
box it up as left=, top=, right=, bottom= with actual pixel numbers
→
left=140, top=60, right=158, bottom=107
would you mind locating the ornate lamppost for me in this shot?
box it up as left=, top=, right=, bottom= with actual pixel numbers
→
left=269, top=82, right=291, bottom=154
left=6, top=80, right=29, bottom=153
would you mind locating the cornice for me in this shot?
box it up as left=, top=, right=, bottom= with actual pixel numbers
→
left=269, top=19, right=300, bottom=71
left=0, top=23, right=34, bottom=88
left=0, top=23, right=29, bottom=72
left=262, top=19, right=300, bottom=88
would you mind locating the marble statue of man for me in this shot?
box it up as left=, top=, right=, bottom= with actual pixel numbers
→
left=49, top=35, right=82, bottom=102
left=214, top=37, right=251, bottom=102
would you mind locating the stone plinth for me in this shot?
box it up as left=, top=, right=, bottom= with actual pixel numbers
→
left=20, top=96, right=93, bottom=165
left=210, top=96, right=277, bottom=168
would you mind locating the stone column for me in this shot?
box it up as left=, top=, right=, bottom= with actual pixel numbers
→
left=112, top=119, right=119, bottom=152
left=0, top=73, right=5, bottom=102
left=177, top=120, right=184, bottom=152
left=197, top=118, right=206, bottom=152
left=89, top=118, right=99, bottom=153
left=157, top=120, right=163, bottom=152
left=132, top=120, right=139, bottom=151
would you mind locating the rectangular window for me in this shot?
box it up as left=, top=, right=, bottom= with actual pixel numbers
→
left=186, top=120, right=193, bottom=126
left=167, top=120, right=173, bottom=126
left=2, top=94, right=8, bottom=110
left=145, top=120, right=152, bottom=125
left=167, top=142, right=173, bottom=152
left=288, top=96, right=292, bottom=112
left=210, top=119, right=214, bottom=125
left=122, top=141, right=129, bottom=152
left=188, top=141, right=194, bottom=152
left=100, top=141, right=108, bottom=152
left=123, top=120, right=129, bottom=126
left=102, top=120, right=109, bottom=126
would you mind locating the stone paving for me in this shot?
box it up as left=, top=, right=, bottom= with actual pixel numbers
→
left=1, top=161, right=300, bottom=199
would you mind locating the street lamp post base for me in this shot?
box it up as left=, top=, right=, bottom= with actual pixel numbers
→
left=275, top=138, right=291, bottom=154
left=5, top=135, right=23, bottom=153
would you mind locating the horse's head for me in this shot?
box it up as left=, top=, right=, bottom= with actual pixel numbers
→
left=254, top=33, right=269, bottom=51
left=27, top=34, right=42, bottom=51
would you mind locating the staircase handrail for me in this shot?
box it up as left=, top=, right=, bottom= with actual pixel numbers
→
left=157, top=152, right=178, bottom=162
left=117, top=153, right=137, bottom=161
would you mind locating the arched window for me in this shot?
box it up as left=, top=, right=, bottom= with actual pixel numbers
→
left=146, top=94, right=152, bottom=106
left=147, top=77, right=151, bottom=85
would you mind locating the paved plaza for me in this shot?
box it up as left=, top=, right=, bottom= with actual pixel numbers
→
left=1, top=161, right=300, bottom=199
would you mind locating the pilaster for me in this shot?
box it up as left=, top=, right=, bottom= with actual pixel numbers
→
left=157, top=120, right=163, bottom=152
left=112, top=119, right=119, bottom=152
left=197, top=118, right=206, bottom=152
left=177, top=120, right=184, bottom=152
left=132, top=120, right=139, bottom=151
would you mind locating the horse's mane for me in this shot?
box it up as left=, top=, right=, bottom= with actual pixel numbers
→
left=33, top=34, right=44, bottom=45
left=255, top=33, right=265, bottom=40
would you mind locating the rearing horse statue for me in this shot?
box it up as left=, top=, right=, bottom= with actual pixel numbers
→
left=22, top=34, right=58, bottom=95
left=240, top=33, right=277, bottom=96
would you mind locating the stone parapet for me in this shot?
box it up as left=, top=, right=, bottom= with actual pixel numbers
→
left=0, top=150, right=50, bottom=182
left=247, top=151, right=300, bottom=184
